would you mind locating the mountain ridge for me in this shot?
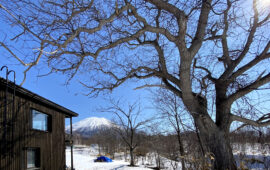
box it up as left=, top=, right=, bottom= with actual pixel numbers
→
left=66, top=117, right=113, bottom=137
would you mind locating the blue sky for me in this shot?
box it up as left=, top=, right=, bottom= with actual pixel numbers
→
left=0, top=57, right=153, bottom=125
left=0, top=0, right=269, bottom=130
left=0, top=9, right=155, bottom=126
left=0, top=14, right=155, bottom=127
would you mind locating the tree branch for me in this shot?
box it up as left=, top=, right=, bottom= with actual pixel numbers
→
left=221, top=0, right=260, bottom=79
left=227, top=73, right=270, bottom=104
left=229, top=42, right=270, bottom=81
left=231, top=113, right=270, bottom=127
left=188, top=0, right=212, bottom=56
left=220, top=0, right=232, bottom=68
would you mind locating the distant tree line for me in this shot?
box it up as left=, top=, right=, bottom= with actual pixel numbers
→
left=72, top=124, right=270, bottom=169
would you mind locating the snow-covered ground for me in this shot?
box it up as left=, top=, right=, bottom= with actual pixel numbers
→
left=66, top=143, right=270, bottom=170
left=233, top=143, right=270, bottom=169
left=66, top=146, right=151, bottom=170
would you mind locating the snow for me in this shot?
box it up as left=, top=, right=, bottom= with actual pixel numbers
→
left=233, top=143, right=270, bottom=170
left=66, top=117, right=112, bottom=131
left=65, top=117, right=270, bottom=169
left=66, top=144, right=270, bottom=170
left=66, top=117, right=113, bottom=136
left=66, top=146, right=151, bottom=170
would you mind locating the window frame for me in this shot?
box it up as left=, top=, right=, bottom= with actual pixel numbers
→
left=26, top=147, right=40, bottom=170
left=30, top=109, right=52, bottom=132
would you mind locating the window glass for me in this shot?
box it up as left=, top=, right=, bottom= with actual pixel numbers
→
left=27, top=148, right=40, bottom=169
left=27, top=149, right=35, bottom=168
left=32, top=110, right=49, bottom=131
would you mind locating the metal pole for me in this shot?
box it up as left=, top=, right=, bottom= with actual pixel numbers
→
left=70, top=117, right=74, bottom=170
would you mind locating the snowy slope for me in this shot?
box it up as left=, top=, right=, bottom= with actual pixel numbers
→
left=66, top=117, right=113, bottom=137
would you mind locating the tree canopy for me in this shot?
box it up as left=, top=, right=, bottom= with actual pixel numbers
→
left=0, top=0, right=270, bottom=169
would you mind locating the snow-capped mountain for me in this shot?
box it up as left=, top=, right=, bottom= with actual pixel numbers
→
left=66, top=117, right=113, bottom=137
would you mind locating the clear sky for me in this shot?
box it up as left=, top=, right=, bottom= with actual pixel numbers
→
left=0, top=57, right=153, bottom=125
left=0, top=0, right=269, bottom=130
left=0, top=11, right=156, bottom=126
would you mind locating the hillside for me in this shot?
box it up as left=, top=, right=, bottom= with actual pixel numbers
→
left=66, top=117, right=113, bottom=137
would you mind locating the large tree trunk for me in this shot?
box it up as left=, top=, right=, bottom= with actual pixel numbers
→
left=129, top=148, right=135, bottom=166
left=196, top=118, right=237, bottom=170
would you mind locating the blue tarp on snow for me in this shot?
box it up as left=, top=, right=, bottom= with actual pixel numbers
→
left=94, top=156, right=112, bottom=162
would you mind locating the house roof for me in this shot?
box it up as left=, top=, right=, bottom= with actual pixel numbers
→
left=0, top=77, right=78, bottom=117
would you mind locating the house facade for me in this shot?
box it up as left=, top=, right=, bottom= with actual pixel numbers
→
left=0, top=77, right=78, bottom=170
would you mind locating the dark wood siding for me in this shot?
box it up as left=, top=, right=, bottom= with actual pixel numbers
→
left=0, top=86, right=66, bottom=170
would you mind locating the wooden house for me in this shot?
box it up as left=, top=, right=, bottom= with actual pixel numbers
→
left=0, top=75, right=78, bottom=170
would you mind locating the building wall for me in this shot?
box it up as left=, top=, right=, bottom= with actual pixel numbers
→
left=0, top=87, right=66, bottom=170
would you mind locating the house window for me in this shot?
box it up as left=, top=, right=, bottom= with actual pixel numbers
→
left=31, top=110, right=51, bottom=132
left=27, top=148, right=40, bottom=169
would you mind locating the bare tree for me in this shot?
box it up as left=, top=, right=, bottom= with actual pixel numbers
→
left=101, top=99, right=150, bottom=166
left=153, top=89, right=189, bottom=170
left=1, top=0, right=270, bottom=169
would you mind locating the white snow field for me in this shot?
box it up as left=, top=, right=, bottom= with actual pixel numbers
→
left=66, top=144, right=270, bottom=170
left=232, top=143, right=270, bottom=169
left=66, top=146, right=152, bottom=170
